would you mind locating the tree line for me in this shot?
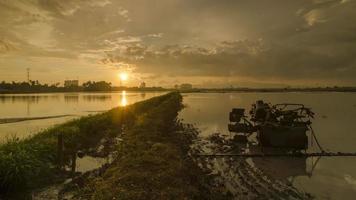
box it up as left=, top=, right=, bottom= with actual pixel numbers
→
left=0, top=81, right=167, bottom=93
left=0, top=81, right=112, bottom=93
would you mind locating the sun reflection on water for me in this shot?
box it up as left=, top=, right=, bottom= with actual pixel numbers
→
left=120, top=91, right=127, bottom=107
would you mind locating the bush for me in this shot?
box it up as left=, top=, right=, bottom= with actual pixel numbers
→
left=0, top=138, right=54, bottom=192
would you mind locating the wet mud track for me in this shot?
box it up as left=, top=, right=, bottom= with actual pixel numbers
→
left=192, top=136, right=313, bottom=200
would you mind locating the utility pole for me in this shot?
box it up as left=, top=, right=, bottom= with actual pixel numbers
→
left=26, top=68, right=30, bottom=83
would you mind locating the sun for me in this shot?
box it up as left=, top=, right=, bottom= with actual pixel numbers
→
left=119, top=72, right=128, bottom=81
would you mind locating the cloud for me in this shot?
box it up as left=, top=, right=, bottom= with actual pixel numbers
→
left=117, top=7, right=130, bottom=21
left=304, top=9, right=326, bottom=26
left=1, top=0, right=356, bottom=86
left=0, top=39, right=18, bottom=53
left=100, top=37, right=356, bottom=84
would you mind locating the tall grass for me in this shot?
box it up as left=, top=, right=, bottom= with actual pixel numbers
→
left=0, top=137, right=55, bottom=191
left=0, top=92, right=177, bottom=194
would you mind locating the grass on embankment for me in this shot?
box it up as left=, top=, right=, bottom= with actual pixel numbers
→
left=0, top=92, right=177, bottom=195
left=1, top=92, right=224, bottom=199
left=73, top=92, right=224, bottom=199
left=0, top=111, right=123, bottom=194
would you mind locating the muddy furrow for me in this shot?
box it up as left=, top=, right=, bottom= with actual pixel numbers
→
left=199, top=157, right=309, bottom=199
left=192, top=136, right=312, bottom=200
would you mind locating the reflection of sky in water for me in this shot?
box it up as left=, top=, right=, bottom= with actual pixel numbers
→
left=120, top=91, right=128, bottom=107
left=0, top=92, right=165, bottom=140
left=1, top=92, right=356, bottom=199
left=180, top=92, right=356, bottom=200
left=344, top=174, right=356, bottom=189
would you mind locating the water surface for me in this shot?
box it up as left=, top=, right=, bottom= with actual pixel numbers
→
left=1, top=91, right=356, bottom=199
left=0, top=91, right=164, bottom=141
left=179, top=92, right=356, bottom=200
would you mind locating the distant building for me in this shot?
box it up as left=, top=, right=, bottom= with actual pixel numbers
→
left=64, top=80, right=79, bottom=87
left=139, top=82, right=146, bottom=88
left=179, top=83, right=193, bottom=90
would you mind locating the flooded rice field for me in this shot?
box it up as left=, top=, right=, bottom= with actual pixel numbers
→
left=0, top=91, right=164, bottom=141
left=179, top=92, right=356, bottom=200
left=1, top=92, right=356, bottom=199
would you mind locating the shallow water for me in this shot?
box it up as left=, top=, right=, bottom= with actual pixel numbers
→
left=1, top=92, right=356, bottom=199
left=0, top=91, right=164, bottom=141
left=179, top=92, right=356, bottom=200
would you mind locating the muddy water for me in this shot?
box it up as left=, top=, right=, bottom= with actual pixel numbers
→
left=2, top=91, right=356, bottom=199
left=0, top=91, right=164, bottom=141
left=179, top=92, right=356, bottom=200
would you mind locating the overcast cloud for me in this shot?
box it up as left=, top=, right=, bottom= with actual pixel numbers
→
left=1, top=0, right=356, bottom=87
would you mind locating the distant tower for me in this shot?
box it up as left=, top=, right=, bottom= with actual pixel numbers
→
left=26, top=68, right=30, bottom=83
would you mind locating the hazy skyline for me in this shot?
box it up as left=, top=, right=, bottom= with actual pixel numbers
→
left=1, top=0, right=356, bottom=87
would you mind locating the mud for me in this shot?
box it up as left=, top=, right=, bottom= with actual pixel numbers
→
left=0, top=115, right=73, bottom=124
left=31, top=134, right=122, bottom=200
left=192, top=134, right=314, bottom=200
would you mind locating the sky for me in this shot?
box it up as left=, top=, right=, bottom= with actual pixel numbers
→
left=0, top=0, right=356, bottom=88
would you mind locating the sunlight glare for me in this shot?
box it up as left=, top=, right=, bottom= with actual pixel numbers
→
left=120, top=90, right=127, bottom=107
left=119, top=72, right=128, bottom=81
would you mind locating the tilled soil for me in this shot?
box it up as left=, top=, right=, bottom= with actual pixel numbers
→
left=192, top=134, right=313, bottom=200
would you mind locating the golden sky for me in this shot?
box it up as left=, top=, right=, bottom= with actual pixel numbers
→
left=0, top=0, right=356, bottom=87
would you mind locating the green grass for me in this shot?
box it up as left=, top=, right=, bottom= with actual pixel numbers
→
left=74, top=92, right=225, bottom=199
left=0, top=92, right=177, bottom=194
left=0, top=92, right=224, bottom=199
